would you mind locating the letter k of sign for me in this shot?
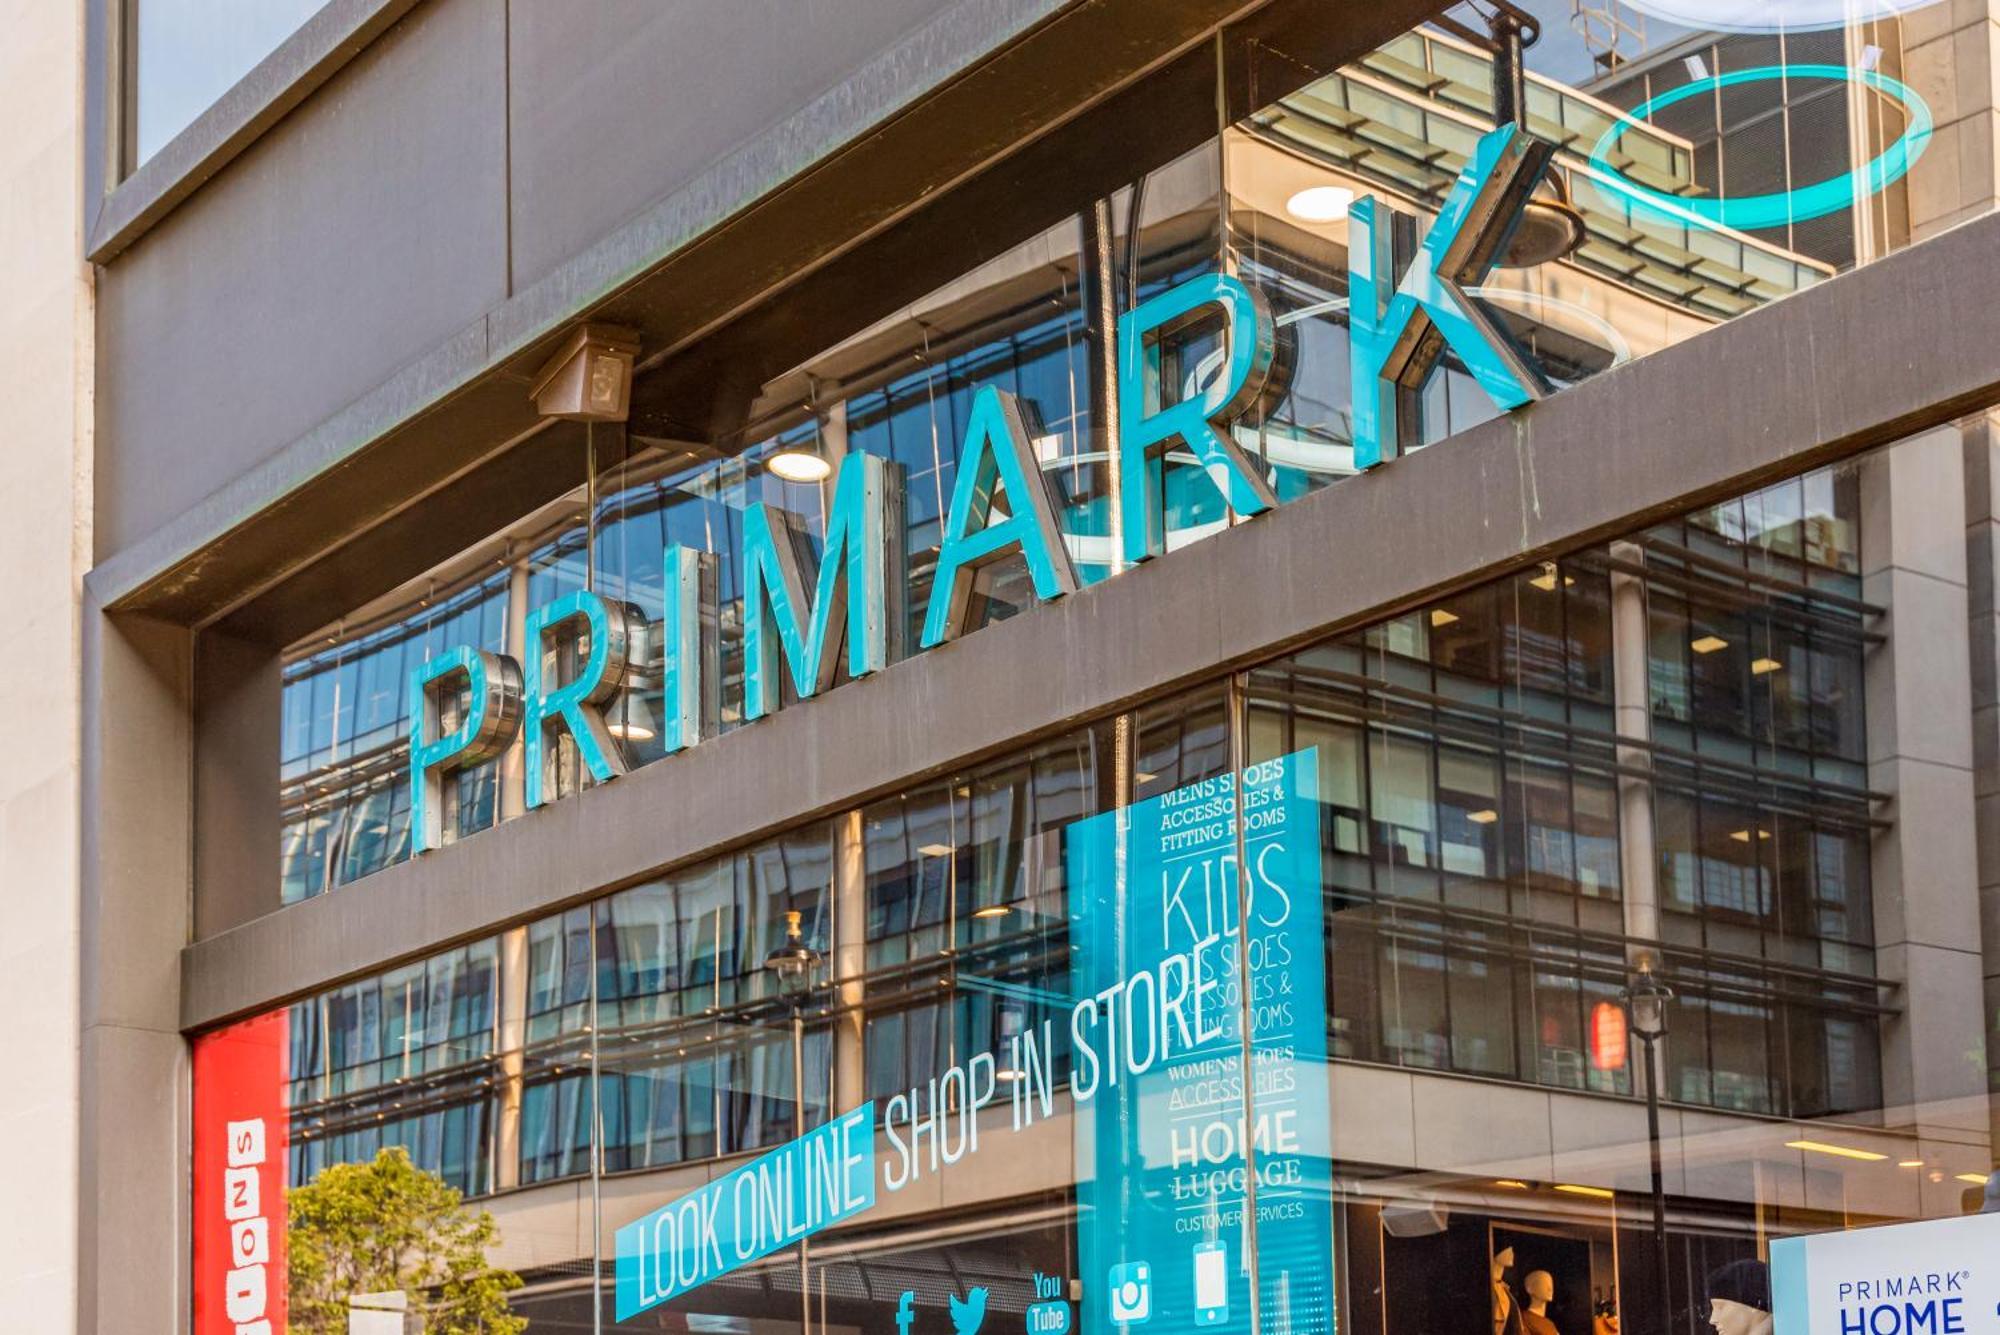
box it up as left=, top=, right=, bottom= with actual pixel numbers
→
left=1348, top=123, right=1558, bottom=470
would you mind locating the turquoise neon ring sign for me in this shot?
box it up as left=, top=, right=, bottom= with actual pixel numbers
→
left=1585, top=64, right=1932, bottom=232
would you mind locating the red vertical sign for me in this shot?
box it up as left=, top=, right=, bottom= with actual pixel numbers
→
left=192, top=1010, right=291, bottom=1335
left=1588, top=1001, right=1629, bottom=1073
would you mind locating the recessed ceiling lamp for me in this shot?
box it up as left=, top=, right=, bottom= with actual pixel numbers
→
left=1431, top=608, right=1460, bottom=627
left=1751, top=657, right=1783, bottom=675
left=1554, top=1183, right=1615, bottom=1199
left=971, top=904, right=1012, bottom=920
left=1499, top=177, right=1587, bottom=269
left=1468, top=809, right=1499, bottom=824
left=607, top=696, right=656, bottom=742
left=1286, top=185, right=1356, bottom=223
left=917, top=842, right=955, bottom=858
left=1690, top=635, right=1729, bottom=654
left=767, top=448, right=832, bottom=483
left=1786, top=1139, right=1888, bottom=1162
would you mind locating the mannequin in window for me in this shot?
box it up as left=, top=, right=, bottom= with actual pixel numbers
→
left=1521, top=1270, right=1561, bottom=1335
left=1492, top=1248, right=1524, bottom=1335
left=1705, top=1259, right=1772, bottom=1335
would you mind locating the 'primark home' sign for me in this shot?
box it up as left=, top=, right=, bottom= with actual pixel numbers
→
left=408, top=125, right=1556, bottom=851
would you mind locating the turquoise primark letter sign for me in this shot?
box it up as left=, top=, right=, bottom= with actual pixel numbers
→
left=656, top=544, right=717, bottom=754
left=1117, top=272, right=1281, bottom=566
left=408, top=646, right=522, bottom=854
left=741, top=451, right=903, bottom=721
left=522, top=589, right=638, bottom=809
left=1349, top=123, right=1555, bottom=470
left=402, top=130, right=1568, bottom=837
left=922, top=384, right=1079, bottom=647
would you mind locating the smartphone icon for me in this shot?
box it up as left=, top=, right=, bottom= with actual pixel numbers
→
left=1193, top=1241, right=1228, bottom=1326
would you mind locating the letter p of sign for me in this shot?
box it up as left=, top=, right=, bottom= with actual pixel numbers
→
left=1348, top=123, right=1556, bottom=470
left=410, top=646, right=523, bottom=854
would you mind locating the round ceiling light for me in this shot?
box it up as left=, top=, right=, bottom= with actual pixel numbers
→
left=1285, top=185, right=1355, bottom=223
left=767, top=449, right=832, bottom=483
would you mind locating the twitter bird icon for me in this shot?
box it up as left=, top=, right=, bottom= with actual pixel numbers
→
left=948, top=1287, right=989, bottom=1335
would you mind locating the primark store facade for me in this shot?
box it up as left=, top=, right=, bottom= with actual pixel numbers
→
left=80, top=0, right=2000, bottom=1331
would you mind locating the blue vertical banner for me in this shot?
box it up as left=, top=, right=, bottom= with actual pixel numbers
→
left=1066, top=749, right=1335, bottom=1335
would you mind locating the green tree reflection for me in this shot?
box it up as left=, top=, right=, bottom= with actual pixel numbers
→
left=288, top=1146, right=527, bottom=1334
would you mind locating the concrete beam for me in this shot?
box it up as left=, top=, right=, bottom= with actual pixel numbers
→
left=179, top=207, right=2000, bottom=1029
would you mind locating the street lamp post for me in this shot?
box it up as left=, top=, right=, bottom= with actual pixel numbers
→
left=765, top=910, right=823, bottom=1335
left=1623, top=961, right=1675, bottom=1335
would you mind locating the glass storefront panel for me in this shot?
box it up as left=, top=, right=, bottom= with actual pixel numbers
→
left=206, top=1, right=2000, bottom=1329
left=200, top=437, right=1999, bottom=1335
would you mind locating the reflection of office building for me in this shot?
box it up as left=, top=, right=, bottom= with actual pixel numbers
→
left=41, top=0, right=2000, bottom=1333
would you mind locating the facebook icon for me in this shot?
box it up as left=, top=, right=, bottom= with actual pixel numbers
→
left=897, top=1290, right=917, bottom=1335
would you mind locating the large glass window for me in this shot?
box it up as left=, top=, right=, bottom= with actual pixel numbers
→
left=197, top=443, right=2000, bottom=1335
left=285, top=938, right=500, bottom=1199
left=1240, top=493, right=1878, bottom=1115
left=1217, top=0, right=1952, bottom=485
